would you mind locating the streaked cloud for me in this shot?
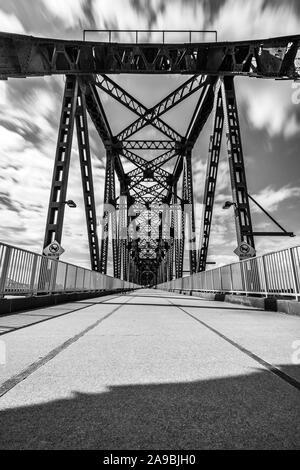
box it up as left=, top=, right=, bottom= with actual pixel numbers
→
left=0, top=8, right=25, bottom=33
left=252, top=185, right=300, bottom=212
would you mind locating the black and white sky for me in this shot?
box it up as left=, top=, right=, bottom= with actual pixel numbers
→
left=0, top=0, right=300, bottom=273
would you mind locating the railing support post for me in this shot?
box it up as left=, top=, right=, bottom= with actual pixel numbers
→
left=261, top=255, right=269, bottom=298
left=290, top=248, right=300, bottom=301
left=229, top=264, right=233, bottom=293
left=29, top=255, right=38, bottom=296
left=0, top=246, right=11, bottom=297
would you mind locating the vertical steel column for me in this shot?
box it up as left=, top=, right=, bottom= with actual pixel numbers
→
left=43, top=75, right=78, bottom=248
left=100, top=150, right=118, bottom=275
left=176, top=166, right=186, bottom=279
left=221, top=76, right=255, bottom=250
left=184, top=149, right=197, bottom=274
left=75, top=85, right=100, bottom=271
left=169, top=203, right=175, bottom=281
left=198, top=84, right=224, bottom=271
left=173, top=184, right=182, bottom=279
left=118, top=193, right=128, bottom=280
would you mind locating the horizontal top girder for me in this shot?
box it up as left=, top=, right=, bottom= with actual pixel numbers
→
left=0, top=31, right=299, bottom=79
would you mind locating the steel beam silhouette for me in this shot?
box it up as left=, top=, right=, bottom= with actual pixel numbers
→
left=3, top=30, right=294, bottom=284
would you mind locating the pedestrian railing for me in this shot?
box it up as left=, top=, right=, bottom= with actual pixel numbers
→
left=156, top=245, right=300, bottom=300
left=82, top=29, right=218, bottom=43
left=0, top=242, right=138, bottom=297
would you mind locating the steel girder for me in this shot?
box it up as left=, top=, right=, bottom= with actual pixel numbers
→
left=1, top=32, right=300, bottom=78
left=75, top=86, right=101, bottom=271
left=121, top=141, right=177, bottom=150
left=197, top=83, right=224, bottom=272
left=44, top=76, right=101, bottom=273
left=197, top=77, right=254, bottom=271
left=100, top=150, right=119, bottom=276
left=222, top=76, right=255, bottom=249
left=44, top=76, right=78, bottom=248
left=176, top=173, right=186, bottom=279
left=184, top=150, right=197, bottom=274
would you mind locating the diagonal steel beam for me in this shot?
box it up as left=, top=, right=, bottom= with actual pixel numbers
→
left=84, top=82, right=112, bottom=147
left=75, top=85, right=101, bottom=271
left=117, top=75, right=207, bottom=141
left=197, top=82, right=224, bottom=272
left=185, top=76, right=216, bottom=145
left=83, top=80, right=127, bottom=187
left=95, top=74, right=182, bottom=141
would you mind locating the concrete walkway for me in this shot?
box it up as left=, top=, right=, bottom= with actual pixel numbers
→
left=0, top=289, right=299, bottom=449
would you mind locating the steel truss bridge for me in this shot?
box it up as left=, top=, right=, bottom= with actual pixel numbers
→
left=1, top=30, right=299, bottom=286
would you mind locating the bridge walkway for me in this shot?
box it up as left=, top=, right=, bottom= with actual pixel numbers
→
left=0, top=289, right=299, bottom=449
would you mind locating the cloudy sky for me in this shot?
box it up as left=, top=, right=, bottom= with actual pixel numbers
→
left=0, top=0, right=300, bottom=273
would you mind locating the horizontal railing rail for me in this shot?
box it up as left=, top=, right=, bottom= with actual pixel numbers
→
left=0, top=242, right=139, bottom=297
left=83, top=29, right=218, bottom=43
left=156, top=245, right=300, bottom=300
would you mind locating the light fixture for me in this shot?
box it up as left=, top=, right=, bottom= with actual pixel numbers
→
left=222, top=200, right=237, bottom=210
left=63, top=200, right=77, bottom=208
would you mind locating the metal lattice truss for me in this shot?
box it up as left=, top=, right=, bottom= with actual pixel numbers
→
left=92, top=72, right=216, bottom=281
left=4, top=31, right=293, bottom=284
left=1, top=32, right=300, bottom=78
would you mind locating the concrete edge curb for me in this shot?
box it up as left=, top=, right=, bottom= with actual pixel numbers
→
left=162, top=288, right=300, bottom=317
left=0, top=289, right=136, bottom=315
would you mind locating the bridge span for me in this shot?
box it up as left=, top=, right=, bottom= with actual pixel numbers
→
left=0, top=288, right=299, bottom=449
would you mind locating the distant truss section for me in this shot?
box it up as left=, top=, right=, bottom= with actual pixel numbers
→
left=0, top=31, right=299, bottom=78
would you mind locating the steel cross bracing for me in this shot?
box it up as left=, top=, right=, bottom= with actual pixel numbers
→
left=1, top=32, right=300, bottom=78
left=42, top=68, right=254, bottom=282
left=11, top=31, right=290, bottom=283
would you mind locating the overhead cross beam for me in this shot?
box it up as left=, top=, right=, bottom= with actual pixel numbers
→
left=1, top=32, right=300, bottom=78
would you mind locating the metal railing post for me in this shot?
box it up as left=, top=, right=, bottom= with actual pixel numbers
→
left=29, top=254, right=38, bottom=296
left=50, top=261, right=58, bottom=294
left=0, top=246, right=12, bottom=297
left=64, top=264, right=69, bottom=291
left=240, top=261, right=246, bottom=293
left=290, top=247, right=300, bottom=301
left=74, top=266, right=78, bottom=291
left=219, top=267, right=222, bottom=291
left=261, top=255, right=269, bottom=297
left=229, top=264, right=233, bottom=293
left=260, top=255, right=268, bottom=297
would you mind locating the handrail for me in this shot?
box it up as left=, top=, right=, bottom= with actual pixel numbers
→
left=83, top=29, right=218, bottom=43
left=156, top=245, right=300, bottom=300
left=0, top=242, right=139, bottom=297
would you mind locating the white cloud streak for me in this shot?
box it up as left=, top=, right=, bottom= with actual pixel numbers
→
left=0, top=9, right=25, bottom=33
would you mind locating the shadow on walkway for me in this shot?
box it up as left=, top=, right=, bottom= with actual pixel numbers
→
left=0, top=365, right=299, bottom=449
